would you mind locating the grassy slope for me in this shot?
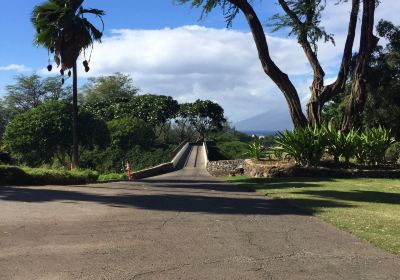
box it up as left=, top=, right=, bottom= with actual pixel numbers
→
left=227, top=176, right=400, bottom=256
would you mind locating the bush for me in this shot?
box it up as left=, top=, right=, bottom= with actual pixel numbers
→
left=0, top=165, right=99, bottom=186
left=206, top=140, right=249, bottom=160
left=0, top=151, right=13, bottom=164
left=80, top=144, right=176, bottom=173
left=244, top=140, right=265, bottom=160
left=358, top=127, right=396, bottom=165
left=273, top=127, right=327, bottom=166
left=324, top=128, right=358, bottom=163
left=385, top=142, right=400, bottom=163
left=3, top=100, right=109, bottom=166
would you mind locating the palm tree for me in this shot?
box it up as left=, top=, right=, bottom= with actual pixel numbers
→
left=32, top=0, right=104, bottom=168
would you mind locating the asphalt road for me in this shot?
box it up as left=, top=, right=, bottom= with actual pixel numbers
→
left=1, top=146, right=399, bottom=279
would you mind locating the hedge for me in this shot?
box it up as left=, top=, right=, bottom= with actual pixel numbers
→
left=0, top=165, right=99, bottom=186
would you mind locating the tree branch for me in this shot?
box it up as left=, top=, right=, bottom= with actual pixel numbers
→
left=229, top=0, right=307, bottom=127
left=322, top=0, right=360, bottom=103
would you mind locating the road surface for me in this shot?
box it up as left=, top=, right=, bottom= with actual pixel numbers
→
left=1, top=145, right=399, bottom=279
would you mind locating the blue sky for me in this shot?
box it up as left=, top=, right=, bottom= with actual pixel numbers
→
left=0, top=1, right=398, bottom=128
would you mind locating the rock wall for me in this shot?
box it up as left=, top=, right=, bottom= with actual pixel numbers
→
left=206, top=160, right=244, bottom=177
left=243, top=159, right=293, bottom=177
left=242, top=159, right=400, bottom=178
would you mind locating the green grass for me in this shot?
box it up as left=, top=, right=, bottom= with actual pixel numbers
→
left=227, top=176, right=400, bottom=256
left=0, top=165, right=99, bottom=186
left=98, top=172, right=127, bottom=182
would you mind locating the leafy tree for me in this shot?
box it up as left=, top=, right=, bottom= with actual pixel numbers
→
left=323, top=20, right=400, bottom=139
left=82, top=98, right=132, bottom=122
left=82, top=73, right=139, bottom=104
left=32, top=0, right=105, bottom=167
left=177, top=0, right=378, bottom=128
left=179, top=99, right=226, bottom=140
left=107, top=117, right=155, bottom=151
left=3, top=74, right=70, bottom=117
left=0, top=101, right=9, bottom=138
left=84, top=94, right=180, bottom=139
left=3, top=101, right=108, bottom=166
left=131, top=94, right=179, bottom=126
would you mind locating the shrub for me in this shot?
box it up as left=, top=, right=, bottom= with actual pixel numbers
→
left=80, top=144, right=176, bottom=173
left=359, top=127, right=396, bottom=165
left=3, top=100, right=109, bottom=166
left=217, top=141, right=249, bottom=160
left=0, top=165, right=99, bottom=186
left=244, top=140, right=265, bottom=160
left=273, top=127, right=327, bottom=166
left=385, top=142, right=400, bottom=163
left=324, top=128, right=358, bottom=163
left=0, top=151, right=13, bottom=164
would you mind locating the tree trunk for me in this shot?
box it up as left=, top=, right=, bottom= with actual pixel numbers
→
left=341, top=0, right=379, bottom=132
left=231, top=0, right=307, bottom=128
left=72, top=62, right=79, bottom=168
left=304, top=0, right=360, bottom=127
left=232, top=0, right=360, bottom=128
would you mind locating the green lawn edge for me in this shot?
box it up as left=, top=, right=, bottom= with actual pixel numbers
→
left=226, top=176, right=400, bottom=256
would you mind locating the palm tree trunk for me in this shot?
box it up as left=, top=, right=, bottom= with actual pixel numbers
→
left=72, top=62, right=79, bottom=168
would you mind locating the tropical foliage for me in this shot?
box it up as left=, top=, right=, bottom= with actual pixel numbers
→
left=31, top=0, right=105, bottom=167
left=272, top=126, right=397, bottom=167
left=2, top=101, right=108, bottom=166
left=324, top=127, right=358, bottom=163
left=244, top=140, right=265, bottom=160
left=273, top=127, right=327, bottom=166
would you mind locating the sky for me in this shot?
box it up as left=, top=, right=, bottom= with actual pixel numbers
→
left=0, top=0, right=399, bottom=129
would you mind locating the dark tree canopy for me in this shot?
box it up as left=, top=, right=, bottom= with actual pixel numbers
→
left=179, top=99, right=226, bottom=139
left=3, top=100, right=109, bottom=166
left=323, top=20, right=400, bottom=138
left=107, top=117, right=155, bottom=151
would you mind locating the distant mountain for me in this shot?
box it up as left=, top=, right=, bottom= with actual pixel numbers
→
left=234, top=108, right=293, bottom=133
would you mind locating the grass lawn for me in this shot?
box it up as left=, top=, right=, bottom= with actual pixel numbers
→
left=227, top=176, right=400, bottom=256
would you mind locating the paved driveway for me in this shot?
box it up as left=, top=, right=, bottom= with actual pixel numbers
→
left=1, top=160, right=399, bottom=279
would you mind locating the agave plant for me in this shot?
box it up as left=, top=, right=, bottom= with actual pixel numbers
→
left=32, top=0, right=104, bottom=168
left=359, top=126, right=396, bottom=165
left=273, top=127, right=327, bottom=166
left=324, top=127, right=358, bottom=164
left=244, top=140, right=265, bottom=160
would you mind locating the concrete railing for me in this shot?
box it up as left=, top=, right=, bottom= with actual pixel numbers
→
left=172, top=142, right=190, bottom=169
left=203, top=141, right=209, bottom=166
left=131, top=141, right=191, bottom=179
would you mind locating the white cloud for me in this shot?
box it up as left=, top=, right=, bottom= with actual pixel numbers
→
left=80, top=25, right=331, bottom=125
left=65, top=1, right=397, bottom=128
left=0, top=64, right=32, bottom=73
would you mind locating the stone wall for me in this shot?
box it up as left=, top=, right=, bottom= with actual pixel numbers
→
left=243, top=159, right=293, bottom=177
left=242, top=159, right=400, bottom=178
left=206, top=160, right=244, bottom=177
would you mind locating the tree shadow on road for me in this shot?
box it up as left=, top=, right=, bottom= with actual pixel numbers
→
left=294, top=190, right=400, bottom=205
left=0, top=186, right=352, bottom=216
